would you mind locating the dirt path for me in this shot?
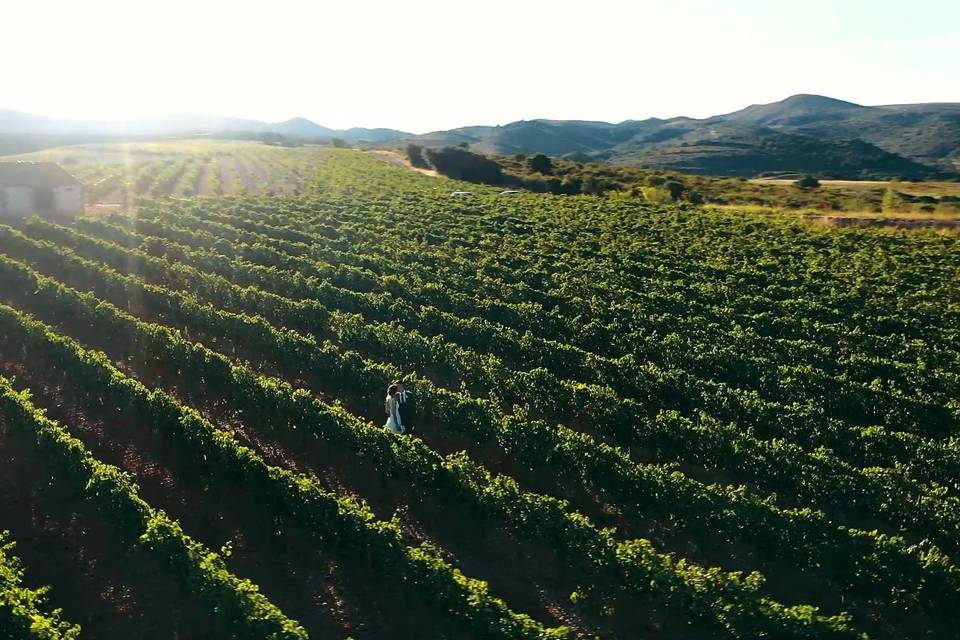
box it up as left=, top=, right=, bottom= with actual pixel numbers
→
left=230, top=156, right=259, bottom=193
left=367, top=149, right=441, bottom=178
left=286, top=168, right=304, bottom=194
left=196, top=159, right=219, bottom=196
left=241, top=156, right=272, bottom=193
left=219, top=156, right=239, bottom=195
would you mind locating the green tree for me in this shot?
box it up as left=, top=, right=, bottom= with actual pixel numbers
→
left=795, top=175, right=820, bottom=189
left=664, top=180, right=685, bottom=200
left=527, top=153, right=553, bottom=175
left=582, top=175, right=608, bottom=195
left=424, top=147, right=504, bottom=184
left=561, top=177, right=582, bottom=195
left=406, top=144, right=429, bottom=169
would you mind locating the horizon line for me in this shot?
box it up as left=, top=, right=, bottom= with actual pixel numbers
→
left=3, top=93, right=960, bottom=136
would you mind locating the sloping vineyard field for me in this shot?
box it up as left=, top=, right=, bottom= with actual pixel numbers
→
left=1, top=149, right=958, bottom=639
left=5, top=141, right=335, bottom=211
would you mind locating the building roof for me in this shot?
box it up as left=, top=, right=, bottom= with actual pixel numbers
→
left=0, top=162, right=81, bottom=188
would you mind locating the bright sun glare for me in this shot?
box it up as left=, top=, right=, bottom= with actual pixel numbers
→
left=3, top=0, right=959, bottom=132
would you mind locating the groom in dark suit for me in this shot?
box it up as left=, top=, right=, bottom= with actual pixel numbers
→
left=394, top=379, right=415, bottom=435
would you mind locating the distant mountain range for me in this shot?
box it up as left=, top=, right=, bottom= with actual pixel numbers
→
left=2, top=95, right=958, bottom=177
left=408, top=95, right=960, bottom=178
left=0, top=109, right=411, bottom=143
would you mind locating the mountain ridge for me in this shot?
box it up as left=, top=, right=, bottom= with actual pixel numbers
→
left=2, top=94, right=958, bottom=177
left=406, top=94, right=960, bottom=178
left=0, top=109, right=411, bottom=143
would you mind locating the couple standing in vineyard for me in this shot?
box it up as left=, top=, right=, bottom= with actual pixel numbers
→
left=385, top=380, right=415, bottom=434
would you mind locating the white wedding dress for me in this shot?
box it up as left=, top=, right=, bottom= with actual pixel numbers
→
left=385, top=396, right=404, bottom=434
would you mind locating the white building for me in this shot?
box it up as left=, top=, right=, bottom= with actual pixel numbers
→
left=0, top=162, right=84, bottom=218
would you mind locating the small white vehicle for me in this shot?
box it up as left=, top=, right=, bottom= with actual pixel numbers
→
left=499, top=190, right=521, bottom=195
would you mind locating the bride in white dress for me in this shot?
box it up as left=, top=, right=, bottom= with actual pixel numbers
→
left=384, top=384, right=404, bottom=434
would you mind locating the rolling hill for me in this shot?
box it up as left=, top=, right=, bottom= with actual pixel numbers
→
left=408, top=95, right=960, bottom=178
left=0, top=109, right=411, bottom=144
left=3, top=95, right=958, bottom=178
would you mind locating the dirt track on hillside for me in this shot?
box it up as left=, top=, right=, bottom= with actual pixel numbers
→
left=367, top=149, right=441, bottom=178
left=196, top=161, right=216, bottom=196
left=219, top=156, right=238, bottom=195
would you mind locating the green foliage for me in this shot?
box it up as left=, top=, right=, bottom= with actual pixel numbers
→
left=0, top=375, right=308, bottom=639
left=663, top=180, right=685, bottom=200
left=882, top=187, right=903, bottom=213
left=0, top=532, right=80, bottom=639
left=424, top=147, right=504, bottom=184
left=440, top=148, right=960, bottom=212
left=0, top=228, right=874, bottom=638
left=582, top=175, right=614, bottom=195
left=0, top=254, right=563, bottom=640
left=405, top=143, right=430, bottom=169
left=527, top=153, right=553, bottom=175
left=641, top=186, right=673, bottom=203
left=0, top=150, right=957, bottom=638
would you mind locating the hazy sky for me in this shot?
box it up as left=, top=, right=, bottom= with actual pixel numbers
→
left=3, top=0, right=957, bottom=133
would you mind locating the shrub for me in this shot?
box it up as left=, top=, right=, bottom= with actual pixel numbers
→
left=641, top=186, right=673, bottom=203
left=527, top=154, right=554, bottom=175
left=882, top=188, right=903, bottom=213
left=520, top=177, right=548, bottom=193
left=795, top=175, right=820, bottom=189
left=424, top=147, right=504, bottom=184
left=561, top=177, right=582, bottom=195
left=663, top=180, right=685, bottom=200
left=582, top=175, right=612, bottom=195
left=406, top=144, right=430, bottom=169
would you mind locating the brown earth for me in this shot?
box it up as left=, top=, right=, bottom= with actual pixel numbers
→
left=0, top=260, right=719, bottom=640
left=196, top=160, right=217, bottom=196
left=218, top=156, right=239, bottom=195
left=367, top=149, right=441, bottom=178
left=0, top=369, right=221, bottom=639
left=241, top=157, right=273, bottom=193
left=230, top=156, right=260, bottom=193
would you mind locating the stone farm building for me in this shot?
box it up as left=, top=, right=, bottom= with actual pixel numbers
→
left=0, top=162, right=83, bottom=218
